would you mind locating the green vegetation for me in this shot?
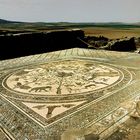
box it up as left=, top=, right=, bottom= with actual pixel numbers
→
left=0, top=19, right=140, bottom=32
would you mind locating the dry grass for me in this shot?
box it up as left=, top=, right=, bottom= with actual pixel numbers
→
left=83, top=27, right=140, bottom=39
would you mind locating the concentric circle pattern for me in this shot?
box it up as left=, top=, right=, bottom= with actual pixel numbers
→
left=3, top=60, right=121, bottom=96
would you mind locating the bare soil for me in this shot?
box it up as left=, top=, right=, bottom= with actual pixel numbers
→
left=83, top=27, right=140, bottom=39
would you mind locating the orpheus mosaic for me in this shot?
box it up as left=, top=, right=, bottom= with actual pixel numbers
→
left=3, top=60, right=120, bottom=95
left=1, top=48, right=140, bottom=140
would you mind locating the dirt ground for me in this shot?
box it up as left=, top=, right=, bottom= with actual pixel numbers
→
left=83, top=27, right=140, bottom=39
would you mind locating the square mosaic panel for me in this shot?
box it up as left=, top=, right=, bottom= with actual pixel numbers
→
left=1, top=48, right=140, bottom=140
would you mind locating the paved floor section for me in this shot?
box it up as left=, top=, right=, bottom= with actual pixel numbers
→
left=0, top=48, right=140, bottom=140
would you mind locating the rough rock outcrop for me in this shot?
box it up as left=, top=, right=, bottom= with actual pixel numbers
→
left=104, top=37, right=136, bottom=51
left=0, top=29, right=86, bottom=60
left=85, top=36, right=109, bottom=48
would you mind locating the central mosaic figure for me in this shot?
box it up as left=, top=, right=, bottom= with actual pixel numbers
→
left=5, top=60, right=120, bottom=95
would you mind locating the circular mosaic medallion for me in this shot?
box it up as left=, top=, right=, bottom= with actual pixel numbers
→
left=3, top=60, right=121, bottom=96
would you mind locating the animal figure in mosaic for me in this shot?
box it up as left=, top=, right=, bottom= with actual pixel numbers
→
left=14, top=82, right=31, bottom=89
left=29, top=86, right=52, bottom=92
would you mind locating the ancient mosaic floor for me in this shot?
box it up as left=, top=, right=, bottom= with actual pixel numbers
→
left=0, top=48, right=140, bottom=140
